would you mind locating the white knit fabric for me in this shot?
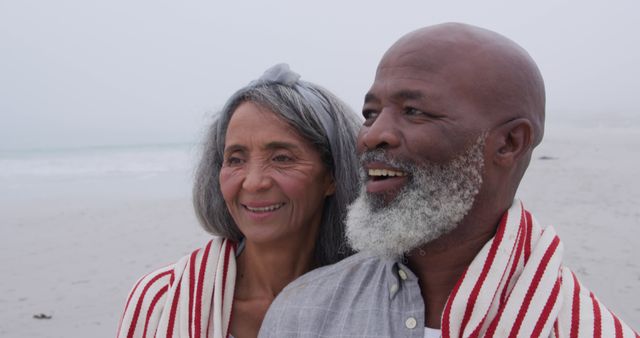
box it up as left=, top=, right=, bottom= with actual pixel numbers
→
left=117, top=238, right=237, bottom=338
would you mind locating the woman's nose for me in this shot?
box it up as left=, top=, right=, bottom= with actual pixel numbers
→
left=241, top=163, right=272, bottom=192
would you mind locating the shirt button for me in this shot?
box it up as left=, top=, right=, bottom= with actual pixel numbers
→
left=389, top=283, right=398, bottom=294
left=398, top=269, right=408, bottom=280
left=405, top=317, right=417, bottom=329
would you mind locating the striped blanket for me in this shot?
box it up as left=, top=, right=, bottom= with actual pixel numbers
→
left=441, top=201, right=637, bottom=337
left=117, top=238, right=237, bottom=338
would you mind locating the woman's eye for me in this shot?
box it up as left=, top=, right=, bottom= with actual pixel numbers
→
left=273, top=154, right=293, bottom=162
left=225, top=157, right=244, bottom=165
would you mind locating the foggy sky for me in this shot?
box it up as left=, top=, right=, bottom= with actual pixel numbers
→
left=2, top=0, right=638, bottom=150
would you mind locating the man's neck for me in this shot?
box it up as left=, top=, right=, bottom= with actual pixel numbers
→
left=406, top=217, right=499, bottom=329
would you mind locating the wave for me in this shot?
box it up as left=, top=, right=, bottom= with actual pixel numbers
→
left=0, top=144, right=197, bottom=179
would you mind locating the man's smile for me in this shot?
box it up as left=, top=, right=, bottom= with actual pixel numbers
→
left=367, top=168, right=408, bottom=179
left=364, top=163, right=410, bottom=194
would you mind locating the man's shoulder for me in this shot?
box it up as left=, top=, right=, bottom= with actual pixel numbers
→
left=260, top=252, right=415, bottom=337
left=280, top=251, right=385, bottom=296
left=266, top=251, right=393, bottom=316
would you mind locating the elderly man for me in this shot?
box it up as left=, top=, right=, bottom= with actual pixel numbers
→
left=259, top=23, right=637, bottom=337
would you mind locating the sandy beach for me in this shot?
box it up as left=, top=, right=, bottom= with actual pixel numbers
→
left=1, top=124, right=638, bottom=337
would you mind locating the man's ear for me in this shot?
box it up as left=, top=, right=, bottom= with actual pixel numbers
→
left=490, top=118, right=533, bottom=168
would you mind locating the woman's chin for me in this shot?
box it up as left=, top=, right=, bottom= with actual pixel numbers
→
left=239, top=227, right=285, bottom=247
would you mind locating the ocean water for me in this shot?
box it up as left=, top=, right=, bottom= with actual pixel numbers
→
left=0, top=143, right=201, bottom=205
left=0, top=143, right=198, bottom=179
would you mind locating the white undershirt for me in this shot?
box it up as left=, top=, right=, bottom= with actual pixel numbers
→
left=424, top=327, right=442, bottom=338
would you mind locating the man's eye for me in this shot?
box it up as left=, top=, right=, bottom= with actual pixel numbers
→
left=362, top=110, right=379, bottom=120
left=404, top=107, right=423, bottom=116
left=404, top=107, right=440, bottom=119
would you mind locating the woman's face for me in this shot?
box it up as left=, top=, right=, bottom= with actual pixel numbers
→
left=220, top=102, right=335, bottom=247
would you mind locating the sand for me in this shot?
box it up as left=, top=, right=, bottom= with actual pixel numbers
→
left=1, top=124, right=638, bottom=337
left=517, top=124, right=640, bottom=328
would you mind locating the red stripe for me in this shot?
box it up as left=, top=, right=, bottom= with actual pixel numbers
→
left=459, top=211, right=509, bottom=334
left=486, top=279, right=520, bottom=337
left=590, top=292, right=602, bottom=338
left=508, top=235, right=560, bottom=338
left=118, top=274, right=147, bottom=336
left=188, top=249, right=199, bottom=338
left=126, top=270, right=172, bottom=338
left=484, top=307, right=502, bottom=337
left=611, top=309, right=623, bottom=338
left=531, top=275, right=561, bottom=337
left=501, top=209, right=527, bottom=304
left=441, top=269, right=468, bottom=338
left=554, top=320, right=560, bottom=338
left=524, top=211, right=533, bottom=262
left=484, top=210, right=529, bottom=337
left=143, top=285, right=169, bottom=338
left=166, top=276, right=182, bottom=338
left=194, top=240, right=213, bottom=338
left=570, top=272, right=581, bottom=338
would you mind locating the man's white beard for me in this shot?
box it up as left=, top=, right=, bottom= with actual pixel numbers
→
left=346, top=136, right=486, bottom=257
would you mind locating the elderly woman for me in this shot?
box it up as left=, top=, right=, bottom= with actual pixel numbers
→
left=118, top=64, right=361, bottom=338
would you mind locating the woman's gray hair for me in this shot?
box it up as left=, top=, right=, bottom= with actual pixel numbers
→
left=193, top=64, right=362, bottom=266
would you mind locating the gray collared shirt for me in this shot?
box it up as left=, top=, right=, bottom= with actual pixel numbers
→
left=259, top=252, right=428, bottom=337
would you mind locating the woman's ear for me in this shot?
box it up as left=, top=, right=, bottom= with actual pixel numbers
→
left=324, top=176, right=336, bottom=197
left=490, top=118, right=533, bottom=168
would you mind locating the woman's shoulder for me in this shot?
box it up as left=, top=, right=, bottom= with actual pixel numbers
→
left=117, top=237, right=237, bottom=338
left=117, top=260, right=178, bottom=337
left=127, top=236, right=235, bottom=290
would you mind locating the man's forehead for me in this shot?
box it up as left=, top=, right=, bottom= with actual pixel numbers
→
left=378, top=45, right=447, bottom=76
left=373, top=38, right=480, bottom=93
left=366, top=56, right=453, bottom=105
left=364, top=88, right=429, bottom=104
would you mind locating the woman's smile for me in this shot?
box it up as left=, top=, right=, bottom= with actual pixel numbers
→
left=241, top=202, right=286, bottom=222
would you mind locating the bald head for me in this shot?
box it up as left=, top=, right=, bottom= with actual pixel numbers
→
left=379, top=23, right=546, bottom=146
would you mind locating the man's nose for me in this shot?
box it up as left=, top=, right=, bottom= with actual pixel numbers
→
left=359, top=111, right=401, bottom=151
left=241, top=163, right=272, bottom=192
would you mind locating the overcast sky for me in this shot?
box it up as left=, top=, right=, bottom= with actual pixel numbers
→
left=1, top=0, right=638, bottom=150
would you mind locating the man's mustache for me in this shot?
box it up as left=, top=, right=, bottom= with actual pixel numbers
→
left=359, top=149, right=418, bottom=174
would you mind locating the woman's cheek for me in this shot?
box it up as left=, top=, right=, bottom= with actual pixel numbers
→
left=271, top=172, right=305, bottom=197
left=219, top=168, right=238, bottom=201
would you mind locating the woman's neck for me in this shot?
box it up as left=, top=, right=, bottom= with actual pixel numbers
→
left=229, top=239, right=317, bottom=338
left=234, top=239, right=316, bottom=300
